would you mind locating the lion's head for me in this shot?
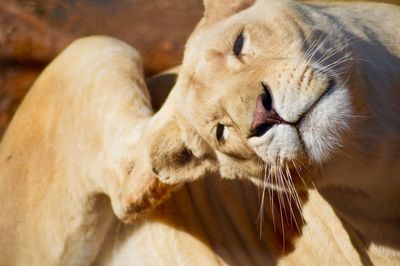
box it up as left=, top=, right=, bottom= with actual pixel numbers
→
left=159, top=0, right=359, bottom=189
left=146, top=0, right=400, bottom=195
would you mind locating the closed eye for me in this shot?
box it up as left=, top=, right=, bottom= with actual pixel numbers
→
left=233, top=32, right=244, bottom=57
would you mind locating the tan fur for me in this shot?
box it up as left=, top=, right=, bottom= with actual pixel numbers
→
left=0, top=36, right=365, bottom=265
left=143, top=0, right=400, bottom=264
left=2, top=1, right=400, bottom=264
left=0, top=36, right=174, bottom=265
left=95, top=180, right=365, bottom=265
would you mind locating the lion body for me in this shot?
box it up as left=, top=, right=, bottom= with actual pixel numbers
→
left=0, top=34, right=364, bottom=265
left=95, top=180, right=365, bottom=265
left=1, top=0, right=400, bottom=265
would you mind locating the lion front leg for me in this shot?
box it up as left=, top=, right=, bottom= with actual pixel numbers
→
left=0, top=35, right=175, bottom=264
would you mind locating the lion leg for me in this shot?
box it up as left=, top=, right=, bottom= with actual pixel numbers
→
left=0, top=36, right=173, bottom=265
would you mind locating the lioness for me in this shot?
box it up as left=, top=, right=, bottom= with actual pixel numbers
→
left=0, top=38, right=360, bottom=265
left=2, top=0, right=400, bottom=264
left=139, top=0, right=400, bottom=264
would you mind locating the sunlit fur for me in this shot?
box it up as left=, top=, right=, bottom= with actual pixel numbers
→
left=0, top=37, right=175, bottom=265
left=2, top=1, right=399, bottom=264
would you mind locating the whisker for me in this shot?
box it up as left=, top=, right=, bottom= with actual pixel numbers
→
left=257, top=162, right=268, bottom=239
left=285, top=164, right=303, bottom=232
left=304, top=38, right=320, bottom=61
left=318, top=57, right=353, bottom=71
left=307, top=26, right=336, bottom=62
left=256, top=157, right=262, bottom=205
left=297, top=26, right=317, bottom=53
left=277, top=164, right=290, bottom=225
left=314, top=35, right=355, bottom=66
left=292, top=160, right=308, bottom=190
left=266, top=164, right=276, bottom=231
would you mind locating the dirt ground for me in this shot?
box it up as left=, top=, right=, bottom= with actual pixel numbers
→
left=0, top=0, right=399, bottom=136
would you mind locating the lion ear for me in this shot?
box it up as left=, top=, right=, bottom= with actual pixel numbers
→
left=203, top=0, right=255, bottom=23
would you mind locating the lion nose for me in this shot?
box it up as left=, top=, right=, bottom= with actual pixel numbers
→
left=250, top=84, right=285, bottom=137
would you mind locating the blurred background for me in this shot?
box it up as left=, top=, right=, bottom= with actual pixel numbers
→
left=0, top=0, right=399, bottom=136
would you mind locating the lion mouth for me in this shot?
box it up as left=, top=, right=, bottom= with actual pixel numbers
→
left=294, top=79, right=337, bottom=128
left=249, top=79, right=337, bottom=138
left=248, top=78, right=342, bottom=183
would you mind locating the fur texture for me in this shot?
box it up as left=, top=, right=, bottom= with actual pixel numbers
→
left=2, top=1, right=400, bottom=264
left=0, top=36, right=175, bottom=265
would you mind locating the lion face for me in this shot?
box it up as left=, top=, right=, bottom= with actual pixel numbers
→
left=168, top=0, right=363, bottom=188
